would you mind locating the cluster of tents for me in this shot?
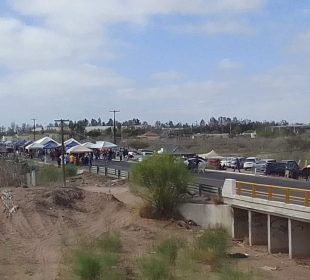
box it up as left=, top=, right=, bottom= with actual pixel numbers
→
left=20, top=137, right=117, bottom=154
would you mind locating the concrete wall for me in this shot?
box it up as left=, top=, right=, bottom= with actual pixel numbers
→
left=249, top=211, right=268, bottom=246
left=290, top=219, right=310, bottom=258
left=232, top=208, right=248, bottom=240
left=178, top=203, right=232, bottom=235
left=268, top=215, right=289, bottom=254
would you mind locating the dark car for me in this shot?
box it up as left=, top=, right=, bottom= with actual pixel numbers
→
left=255, top=159, right=276, bottom=174
left=265, top=160, right=300, bottom=179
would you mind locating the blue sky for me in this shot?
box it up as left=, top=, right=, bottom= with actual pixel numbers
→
left=0, top=0, right=309, bottom=126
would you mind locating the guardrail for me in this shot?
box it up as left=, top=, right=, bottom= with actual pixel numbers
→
left=236, top=181, right=310, bottom=207
left=88, top=165, right=221, bottom=197
left=89, top=165, right=129, bottom=179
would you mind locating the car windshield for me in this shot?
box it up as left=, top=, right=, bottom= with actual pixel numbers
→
left=246, top=159, right=255, bottom=162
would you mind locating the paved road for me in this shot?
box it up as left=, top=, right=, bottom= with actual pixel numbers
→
left=93, top=160, right=310, bottom=189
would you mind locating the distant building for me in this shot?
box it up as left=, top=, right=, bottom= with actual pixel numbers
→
left=85, top=126, right=113, bottom=132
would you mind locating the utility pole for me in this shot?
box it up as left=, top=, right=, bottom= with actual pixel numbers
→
left=109, top=110, right=120, bottom=144
left=54, top=119, right=69, bottom=187
left=31, top=118, right=36, bottom=141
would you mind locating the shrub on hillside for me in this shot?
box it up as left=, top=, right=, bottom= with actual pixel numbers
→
left=130, top=154, right=192, bottom=218
left=128, top=140, right=150, bottom=150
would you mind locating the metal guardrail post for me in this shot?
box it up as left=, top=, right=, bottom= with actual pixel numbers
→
left=118, top=169, right=121, bottom=179
left=236, top=182, right=241, bottom=195
left=97, top=166, right=99, bottom=174
left=105, top=167, right=107, bottom=176
left=252, top=185, right=257, bottom=198
left=304, top=192, right=309, bottom=207
left=285, top=189, right=290, bottom=204
left=268, top=187, right=273, bottom=201
left=198, top=185, right=202, bottom=196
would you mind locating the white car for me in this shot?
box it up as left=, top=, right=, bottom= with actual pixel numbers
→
left=220, top=157, right=234, bottom=168
left=243, top=157, right=258, bottom=170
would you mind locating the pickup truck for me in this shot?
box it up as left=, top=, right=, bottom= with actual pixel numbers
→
left=265, top=160, right=300, bottom=179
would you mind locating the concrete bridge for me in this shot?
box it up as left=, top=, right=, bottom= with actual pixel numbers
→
left=222, top=179, right=310, bottom=259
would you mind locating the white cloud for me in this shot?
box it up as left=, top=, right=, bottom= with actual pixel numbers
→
left=289, top=31, right=310, bottom=53
left=218, top=58, right=241, bottom=70
left=171, top=20, right=254, bottom=35
left=151, top=71, right=185, bottom=81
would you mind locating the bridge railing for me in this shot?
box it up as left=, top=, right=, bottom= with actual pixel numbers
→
left=236, top=181, right=310, bottom=207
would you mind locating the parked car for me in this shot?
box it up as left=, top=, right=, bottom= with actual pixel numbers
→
left=254, top=159, right=276, bottom=173
left=265, top=160, right=300, bottom=179
left=220, top=157, right=234, bottom=168
left=243, top=157, right=258, bottom=170
left=230, top=157, right=246, bottom=169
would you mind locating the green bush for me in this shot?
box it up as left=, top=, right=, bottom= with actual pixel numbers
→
left=139, top=255, right=170, bottom=280
left=65, top=164, right=78, bottom=177
left=73, top=253, right=101, bottom=280
left=71, top=232, right=124, bottom=280
left=193, top=228, right=230, bottom=270
left=97, top=232, right=122, bottom=253
left=38, top=165, right=61, bottom=183
left=130, top=154, right=192, bottom=217
left=157, top=238, right=184, bottom=266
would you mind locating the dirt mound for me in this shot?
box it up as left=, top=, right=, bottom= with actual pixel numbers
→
left=0, top=186, right=132, bottom=280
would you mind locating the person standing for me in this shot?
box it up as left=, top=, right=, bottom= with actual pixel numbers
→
left=234, top=158, right=241, bottom=172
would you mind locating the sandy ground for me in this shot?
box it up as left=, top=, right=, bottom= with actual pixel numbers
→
left=0, top=173, right=310, bottom=280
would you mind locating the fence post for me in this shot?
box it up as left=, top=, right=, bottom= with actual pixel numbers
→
left=105, top=167, right=107, bottom=176
left=198, top=184, right=202, bottom=196
left=31, top=170, right=36, bottom=187
left=97, top=166, right=99, bottom=174
left=218, top=187, right=222, bottom=197
left=118, top=169, right=121, bottom=179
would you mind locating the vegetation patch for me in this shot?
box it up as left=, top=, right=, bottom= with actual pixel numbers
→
left=130, top=154, right=192, bottom=218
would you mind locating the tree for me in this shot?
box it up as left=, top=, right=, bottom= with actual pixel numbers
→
left=98, top=117, right=102, bottom=126
left=90, top=118, right=98, bottom=126
left=107, top=118, right=113, bottom=126
left=200, top=119, right=206, bottom=127
left=131, top=154, right=192, bottom=217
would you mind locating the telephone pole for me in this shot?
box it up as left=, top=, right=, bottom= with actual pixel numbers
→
left=54, top=119, right=69, bottom=187
left=31, top=118, right=36, bottom=141
left=109, top=110, right=120, bottom=144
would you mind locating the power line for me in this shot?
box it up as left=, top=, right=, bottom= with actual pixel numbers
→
left=54, top=119, right=69, bottom=187
left=31, top=118, right=36, bottom=141
left=109, top=110, right=120, bottom=144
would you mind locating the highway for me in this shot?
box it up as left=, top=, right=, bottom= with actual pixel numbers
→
left=93, top=160, right=310, bottom=190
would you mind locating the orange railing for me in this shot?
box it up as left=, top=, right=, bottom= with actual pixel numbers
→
left=236, top=181, right=310, bottom=207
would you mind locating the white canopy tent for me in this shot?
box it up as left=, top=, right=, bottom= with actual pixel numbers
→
left=67, top=145, right=93, bottom=154
left=81, top=142, right=94, bottom=148
left=89, top=141, right=117, bottom=149
left=199, top=150, right=223, bottom=159
left=25, top=136, right=60, bottom=150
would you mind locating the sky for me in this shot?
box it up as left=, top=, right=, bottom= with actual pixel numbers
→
left=0, top=0, right=310, bottom=126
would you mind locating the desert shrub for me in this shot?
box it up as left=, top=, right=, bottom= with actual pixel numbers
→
left=193, top=228, right=230, bottom=271
left=65, top=164, right=77, bottom=177
left=139, top=255, right=170, bottom=280
left=38, top=165, right=61, bottom=183
left=73, top=253, right=101, bottom=280
left=71, top=232, right=124, bottom=280
left=129, top=140, right=149, bottom=150
left=130, top=154, right=192, bottom=218
left=97, top=231, right=122, bottom=253
left=37, top=165, right=77, bottom=184
left=157, top=238, right=184, bottom=266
